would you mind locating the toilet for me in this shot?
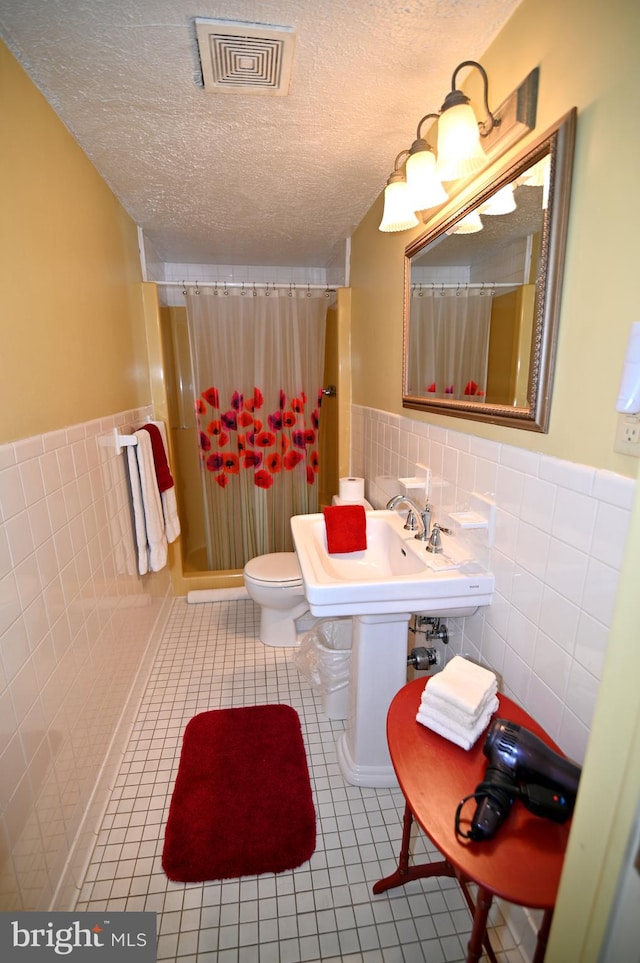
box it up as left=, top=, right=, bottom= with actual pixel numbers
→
left=243, top=552, right=309, bottom=647
left=243, top=496, right=373, bottom=647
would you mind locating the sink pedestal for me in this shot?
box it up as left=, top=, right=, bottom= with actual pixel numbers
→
left=290, top=509, right=495, bottom=787
left=336, top=613, right=411, bottom=788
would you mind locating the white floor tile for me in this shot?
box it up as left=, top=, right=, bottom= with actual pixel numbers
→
left=74, top=598, right=526, bottom=962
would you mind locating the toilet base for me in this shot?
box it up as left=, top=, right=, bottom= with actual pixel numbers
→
left=259, top=600, right=310, bottom=647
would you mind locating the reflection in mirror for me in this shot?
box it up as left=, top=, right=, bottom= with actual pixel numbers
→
left=403, top=110, right=576, bottom=432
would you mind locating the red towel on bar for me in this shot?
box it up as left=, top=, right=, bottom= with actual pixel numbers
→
left=323, top=505, right=367, bottom=554
left=139, top=424, right=175, bottom=492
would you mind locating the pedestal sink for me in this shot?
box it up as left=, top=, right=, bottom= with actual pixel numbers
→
left=291, top=510, right=494, bottom=787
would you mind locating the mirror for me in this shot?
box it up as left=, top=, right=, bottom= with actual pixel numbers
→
left=403, top=109, right=577, bottom=432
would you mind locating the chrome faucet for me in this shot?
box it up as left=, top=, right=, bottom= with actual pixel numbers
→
left=386, top=494, right=432, bottom=541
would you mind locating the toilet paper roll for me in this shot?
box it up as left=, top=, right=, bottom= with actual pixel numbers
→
left=339, top=476, right=365, bottom=502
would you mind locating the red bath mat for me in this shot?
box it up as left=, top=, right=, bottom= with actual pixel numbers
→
left=162, top=704, right=316, bottom=882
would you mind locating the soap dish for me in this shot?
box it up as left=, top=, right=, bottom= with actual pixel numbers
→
left=448, top=511, right=487, bottom=529
left=398, top=476, right=426, bottom=494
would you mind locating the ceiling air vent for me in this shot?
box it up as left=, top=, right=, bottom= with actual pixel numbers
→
left=195, top=18, right=296, bottom=96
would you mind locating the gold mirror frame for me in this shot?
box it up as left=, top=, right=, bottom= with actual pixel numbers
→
left=403, top=109, right=577, bottom=432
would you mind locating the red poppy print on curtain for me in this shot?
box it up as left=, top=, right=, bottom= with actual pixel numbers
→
left=196, top=385, right=321, bottom=488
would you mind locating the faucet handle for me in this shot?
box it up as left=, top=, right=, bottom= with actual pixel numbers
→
left=426, top=522, right=453, bottom=553
left=435, top=524, right=452, bottom=536
left=404, top=510, right=420, bottom=532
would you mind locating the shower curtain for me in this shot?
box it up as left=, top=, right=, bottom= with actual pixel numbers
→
left=186, top=286, right=328, bottom=570
left=407, top=287, right=492, bottom=399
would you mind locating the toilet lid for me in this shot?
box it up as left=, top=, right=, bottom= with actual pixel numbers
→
left=244, top=552, right=302, bottom=583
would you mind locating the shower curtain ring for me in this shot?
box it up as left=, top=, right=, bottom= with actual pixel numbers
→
left=182, top=280, right=187, bottom=295
left=253, top=283, right=257, bottom=297
left=288, top=283, right=294, bottom=297
left=195, top=281, right=200, bottom=295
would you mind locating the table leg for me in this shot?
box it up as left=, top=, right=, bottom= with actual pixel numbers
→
left=372, top=802, right=456, bottom=894
left=457, top=878, right=499, bottom=963
left=532, top=908, right=553, bottom=963
left=467, top=885, right=494, bottom=963
left=372, top=803, right=501, bottom=963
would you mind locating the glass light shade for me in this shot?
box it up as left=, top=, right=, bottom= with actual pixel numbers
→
left=379, top=177, right=419, bottom=233
left=446, top=209, right=483, bottom=235
left=520, top=156, right=549, bottom=187
left=517, top=155, right=550, bottom=208
left=479, top=184, right=516, bottom=215
left=436, top=103, right=487, bottom=181
left=405, top=148, right=449, bottom=211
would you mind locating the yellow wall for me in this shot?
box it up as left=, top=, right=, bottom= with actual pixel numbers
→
left=350, top=0, right=640, bottom=477
left=0, top=41, right=151, bottom=443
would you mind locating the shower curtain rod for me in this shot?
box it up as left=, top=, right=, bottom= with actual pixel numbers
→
left=412, top=281, right=518, bottom=291
left=158, top=281, right=341, bottom=291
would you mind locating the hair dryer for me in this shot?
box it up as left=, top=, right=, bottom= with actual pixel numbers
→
left=455, top=718, right=582, bottom=842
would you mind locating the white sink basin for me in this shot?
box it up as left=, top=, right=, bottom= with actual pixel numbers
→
left=291, top=509, right=494, bottom=616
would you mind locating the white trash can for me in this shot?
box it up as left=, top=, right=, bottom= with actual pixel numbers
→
left=293, top=618, right=352, bottom=719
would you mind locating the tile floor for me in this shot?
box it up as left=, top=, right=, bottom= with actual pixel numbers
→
left=75, top=598, right=525, bottom=963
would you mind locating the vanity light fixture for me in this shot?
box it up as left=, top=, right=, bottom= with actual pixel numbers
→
left=479, top=183, right=517, bottom=215
left=378, top=63, right=539, bottom=233
left=435, top=61, right=497, bottom=182
left=517, top=154, right=551, bottom=207
left=446, top=209, right=484, bottom=235
left=379, top=153, right=420, bottom=233
left=405, top=114, right=450, bottom=211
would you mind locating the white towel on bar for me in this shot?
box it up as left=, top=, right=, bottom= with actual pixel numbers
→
left=150, top=420, right=181, bottom=543
left=127, top=444, right=150, bottom=576
left=127, top=429, right=168, bottom=574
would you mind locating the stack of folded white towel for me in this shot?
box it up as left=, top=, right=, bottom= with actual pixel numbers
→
left=416, top=656, right=499, bottom=750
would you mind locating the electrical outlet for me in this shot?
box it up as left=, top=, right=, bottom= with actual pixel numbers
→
left=624, top=421, right=640, bottom=443
left=614, top=414, right=640, bottom=456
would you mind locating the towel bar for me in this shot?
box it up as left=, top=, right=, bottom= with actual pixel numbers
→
left=100, top=422, right=161, bottom=454
left=113, top=428, right=138, bottom=454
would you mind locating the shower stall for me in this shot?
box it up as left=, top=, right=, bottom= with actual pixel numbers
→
left=158, top=288, right=349, bottom=591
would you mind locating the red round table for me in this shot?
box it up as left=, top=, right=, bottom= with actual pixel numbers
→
left=373, top=678, right=572, bottom=963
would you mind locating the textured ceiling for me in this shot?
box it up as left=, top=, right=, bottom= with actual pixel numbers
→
left=0, top=0, right=523, bottom=269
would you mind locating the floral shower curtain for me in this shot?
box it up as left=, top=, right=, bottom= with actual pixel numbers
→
left=186, top=286, right=328, bottom=570
left=407, top=287, right=492, bottom=400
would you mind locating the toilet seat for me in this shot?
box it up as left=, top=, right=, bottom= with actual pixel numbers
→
left=244, top=552, right=302, bottom=585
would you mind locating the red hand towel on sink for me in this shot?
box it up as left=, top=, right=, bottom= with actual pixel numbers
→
left=323, top=505, right=367, bottom=554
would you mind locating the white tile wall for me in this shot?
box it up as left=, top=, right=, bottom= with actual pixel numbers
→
left=0, top=409, right=172, bottom=911
left=351, top=405, right=635, bottom=765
